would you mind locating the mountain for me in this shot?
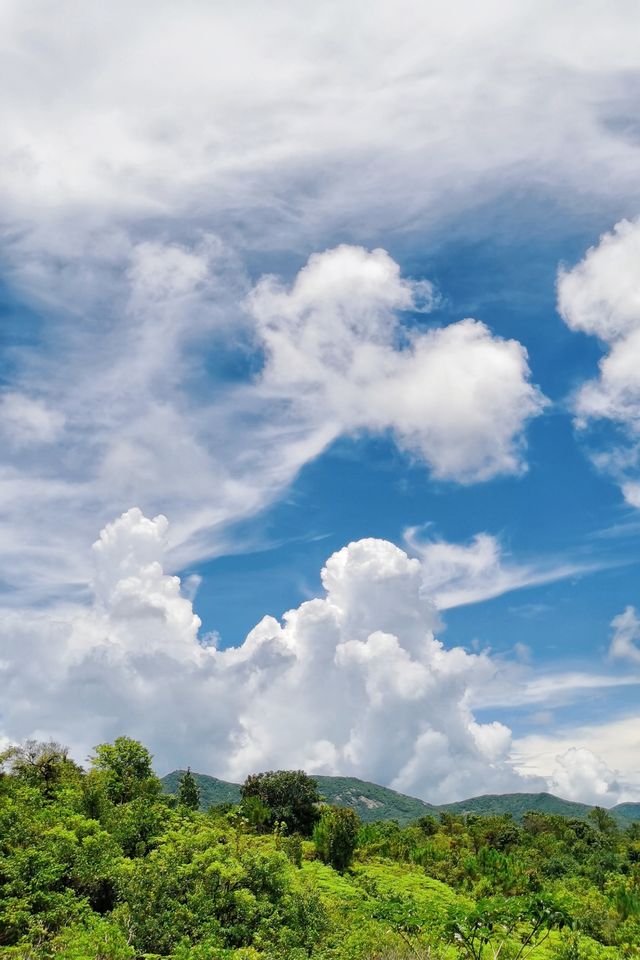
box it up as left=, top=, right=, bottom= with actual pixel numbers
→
left=314, top=775, right=437, bottom=823
left=161, top=771, right=436, bottom=823
left=440, top=793, right=640, bottom=825
left=612, top=802, right=640, bottom=823
left=161, top=771, right=640, bottom=826
left=439, top=792, right=595, bottom=821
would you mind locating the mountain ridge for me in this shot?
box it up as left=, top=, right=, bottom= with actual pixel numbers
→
left=161, top=770, right=639, bottom=825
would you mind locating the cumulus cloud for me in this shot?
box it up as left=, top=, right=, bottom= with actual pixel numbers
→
left=550, top=747, right=622, bottom=806
left=513, top=717, right=640, bottom=802
left=0, top=1, right=637, bottom=606
left=609, top=605, right=640, bottom=664
left=0, top=238, right=545, bottom=606
left=0, top=509, right=545, bottom=803
left=558, top=220, right=640, bottom=346
left=4, top=511, right=640, bottom=803
left=558, top=219, right=640, bottom=503
left=250, top=245, right=546, bottom=483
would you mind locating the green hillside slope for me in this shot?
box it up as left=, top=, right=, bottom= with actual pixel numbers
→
left=611, top=801, right=640, bottom=822
left=162, top=769, right=241, bottom=807
left=439, top=791, right=594, bottom=820
left=440, top=793, right=640, bottom=825
left=162, top=771, right=639, bottom=825
left=161, top=771, right=436, bottom=822
left=314, top=774, right=437, bottom=823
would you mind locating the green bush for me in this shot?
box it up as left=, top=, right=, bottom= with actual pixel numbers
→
left=314, top=806, right=360, bottom=872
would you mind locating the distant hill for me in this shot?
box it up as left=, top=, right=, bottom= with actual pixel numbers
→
left=440, top=792, right=595, bottom=821
left=162, top=771, right=640, bottom=826
left=439, top=793, right=640, bottom=825
left=314, top=775, right=437, bottom=823
left=162, top=770, right=241, bottom=808
left=161, top=771, right=436, bottom=823
left=613, top=802, right=640, bottom=823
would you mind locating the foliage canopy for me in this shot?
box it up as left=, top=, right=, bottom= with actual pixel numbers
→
left=240, top=769, right=321, bottom=836
left=1, top=736, right=639, bottom=960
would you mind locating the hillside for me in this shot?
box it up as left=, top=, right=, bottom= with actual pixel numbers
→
left=161, top=771, right=436, bottom=823
left=440, top=791, right=595, bottom=821
left=314, top=774, right=438, bottom=822
left=162, top=769, right=241, bottom=807
left=440, top=792, right=640, bottom=825
left=162, top=771, right=639, bottom=825
left=612, top=801, right=640, bottom=822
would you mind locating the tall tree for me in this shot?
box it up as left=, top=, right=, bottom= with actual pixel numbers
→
left=177, top=768, right=200, bottom=811
left=240, top=770, right=320, bottom=836
left=90, top=736, right=160, bottom=804
left=0, top=740, right=79, bottom=796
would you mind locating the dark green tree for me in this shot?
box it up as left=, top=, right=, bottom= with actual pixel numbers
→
left=588, top=806, right=618, bottom=836
left=240, top=769, right=320, bottom=836
left=239, top=794, right=270, bottom=831
left=313, top=806, right=360, bottom=871
left=90, top=736, right=160, bottom=804
left=177, top=767, right=200, bottom=811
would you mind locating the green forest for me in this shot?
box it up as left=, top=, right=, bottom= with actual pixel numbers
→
left=1, top=737, right=639, bottom=959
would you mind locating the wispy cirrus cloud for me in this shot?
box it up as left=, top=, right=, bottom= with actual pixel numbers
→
left=475, top=669, right=640, bottom=710
left=3, top=1, right=640, bottom=255
left=2, top=1, right=640, bottom=606
left=0, top=241, right=546, bottom=606
left=3, top=1, right=640, bottom=805
left=404, top=527, right=601, bottom=610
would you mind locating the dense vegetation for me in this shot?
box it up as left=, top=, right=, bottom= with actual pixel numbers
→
left=162, top=772, right=640, bottom=827
left=1, top=738, right=639, bottom=959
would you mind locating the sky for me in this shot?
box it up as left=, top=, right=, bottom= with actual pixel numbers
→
left=2, top=0, right=640, bottom=805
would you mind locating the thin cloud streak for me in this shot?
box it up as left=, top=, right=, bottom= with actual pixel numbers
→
left=405, top=528, right=611, bottom=610
left=474, top=670, right=640, bottom=710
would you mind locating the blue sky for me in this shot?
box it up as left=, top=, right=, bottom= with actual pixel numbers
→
left=1, top=1, right=640, bottom=805
left=194, top=211, right=628, bottom=641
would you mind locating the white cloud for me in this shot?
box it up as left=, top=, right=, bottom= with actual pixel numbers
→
left=0, top=392, right=65, bottom=446
left=0, top=239, right=545, bottom=607
left=3, top=510, right=640, bottom=804
left=550, top=747, right=622, bottom=806
left=0, top=2, right=637, bottom=604
left=0, top=509, right=547, bottom=804
left=2, top=3, right=640, bottom=804
left=405, top=528, right=588, bottom=609
left=0, top=235, right=266, bottom=601
left=251, top=245, right=547, bottom=483
left=3, top=1, right=640, bottom=257
left=558, top=219, right=640, bottom=502
left=609, top=605, right=640, bottom=664
left=475, top=669, right=640, bottom=711
left=514, top=719, right=640, bottom=804
left=621, top=482, right=640, bottom=508
left=558, top=220, right=640, bottom=346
